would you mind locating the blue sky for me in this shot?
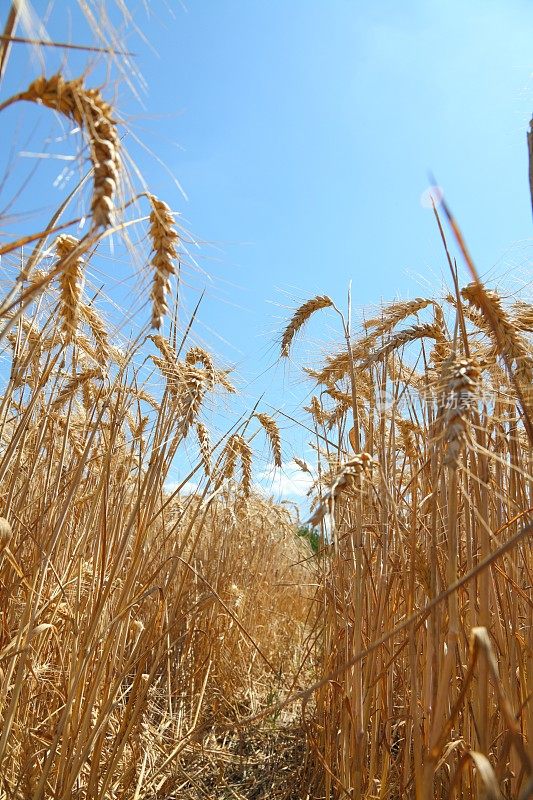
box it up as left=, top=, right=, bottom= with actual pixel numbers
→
left=1, top=1, right=532, bottom=504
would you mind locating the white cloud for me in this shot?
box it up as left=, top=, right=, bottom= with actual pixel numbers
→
left=164, top=463, right=315, bottom=507
left=164, top=480, right=199, bottom=496
left=255, top=460, right=314, bottom=500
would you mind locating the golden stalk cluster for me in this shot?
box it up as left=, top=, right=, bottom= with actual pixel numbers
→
left=0, top=51, right=311, bottom=799
left=284, top=284, right=533, bottom=799
left=0, top=283, right=310, bottom=799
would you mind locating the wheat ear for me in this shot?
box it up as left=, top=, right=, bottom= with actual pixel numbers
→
left=150, top=334, right=178, bottom=364
left=52, top=368, right=102, bottom=411
left=185, top=347, right=215, bottom=388
left=365, top=323, right=443, bottom=366
left=195, top=423, right=211, bottom=475
left=440, top=358, right=480, bottom=468
left=254, top=413, right=282, bottom=468
left=304, top=396, right=328, bottom=426
left=397, top=418, right=419, bottom=460
left=215, top=369, right=237, bottom=394
left=306, top=453, right=377, bottom=527
left=56, top=235, right=84, bottom=344
left=512, top=301, right=533, bottom=332
left=222, top=434, right=240, bottom=482
left=222, top=434, right=252, bottom=496
left=310, top=340, right=370, bottom=384
left=148, top=195, right=179, bottom=330
left=461, top=283, right=529, bottom=361
left=177, top=366, right=207, bottom=436
left=281, top=295, right=333, bottom=357
left=81, top=303, right=109, bottom=366
left=238, top=436, right=253, bottom=497
left=128, top=413, right=149, bottom=441
left=363, top=297, right=434, bottom=338
left=18, top=74, right=120, bottom=228
left=150, top=335, right=182, bottom=398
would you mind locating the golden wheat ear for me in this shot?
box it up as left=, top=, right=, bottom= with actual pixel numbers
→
left=195, top=422, right=211, bottom=476
left=80, top=303, right=109, bottom=366
left=363, top=297, right=434, bottom=339
left=281, top=295, right=333, bottom=357
left=16, top=75, right=121, bottom=229
left=147, top=195, right=179, bottom=331
left=56, top=234, right=84, bottom=344
left=185, top=347, right=215, bottom=388
left=238, top=436, right=253, bottom=497
left=294, top=457, right=311, bottom=473
left=221, top=433, right=253, bottom=496
left=364, top=322, right=444, bottom=366
left=440, top=357, right=480, bottom=468
left=254, top=413, right=282, bottom=468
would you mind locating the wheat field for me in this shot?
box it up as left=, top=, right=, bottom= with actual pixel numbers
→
left=0, top=5, right=532, bottom=800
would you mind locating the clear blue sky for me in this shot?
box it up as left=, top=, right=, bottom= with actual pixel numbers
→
left=2, top=1, right=532, bottom=500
